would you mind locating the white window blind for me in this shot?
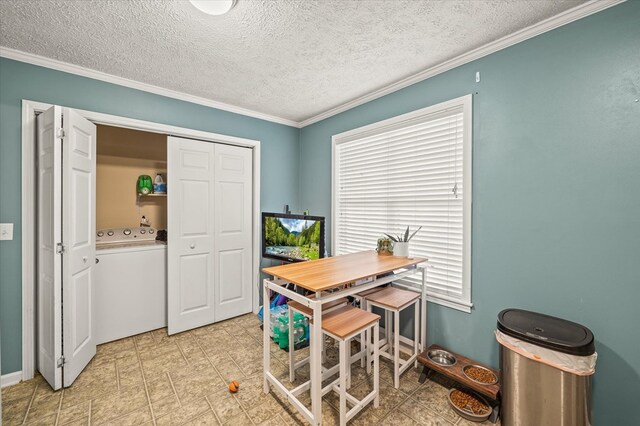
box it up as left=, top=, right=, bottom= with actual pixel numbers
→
left=332, top=95, right=472, bottom=312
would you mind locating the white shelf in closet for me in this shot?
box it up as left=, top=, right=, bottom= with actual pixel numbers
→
left=138, top=193, right=167, bottom=197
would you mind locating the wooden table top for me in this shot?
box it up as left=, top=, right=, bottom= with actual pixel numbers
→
left=262, top=250, right=427, bottom=292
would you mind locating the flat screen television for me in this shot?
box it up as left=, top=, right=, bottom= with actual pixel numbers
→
left=262, top=212, right=325, bottom=262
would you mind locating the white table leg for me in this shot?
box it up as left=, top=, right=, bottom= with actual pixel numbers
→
left=263, top=279, right=271, bottom=394
left=421, top=267, right=427, bottom=352
left=414, top=301, right=419, bottom=369
left=310, top=298, right=323, bottom=425
left=339, top=339, right=347, bottom=426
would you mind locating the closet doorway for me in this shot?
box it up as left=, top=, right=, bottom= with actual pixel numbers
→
left=21, top=100, right=261, bottom=387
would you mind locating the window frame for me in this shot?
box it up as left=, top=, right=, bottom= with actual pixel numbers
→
left=331, top=94, right=473, bottom=313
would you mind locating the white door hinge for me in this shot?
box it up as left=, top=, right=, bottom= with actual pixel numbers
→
left=56, top=128, right=65, bottom=139
left=56, top=243, right=65, bottom=254
left=57, top=357, right=65, bottom=368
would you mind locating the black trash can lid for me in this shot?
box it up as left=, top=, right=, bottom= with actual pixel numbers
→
left=497, top=309, right=595, bottom=356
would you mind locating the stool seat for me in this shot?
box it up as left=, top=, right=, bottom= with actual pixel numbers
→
left=364, top=286, right=420, bottom=310
left=287, top=297, right=348, bottom=317
left=355, top=286, right=385, bottom=297
left=320, top=305, right=381, bottom=339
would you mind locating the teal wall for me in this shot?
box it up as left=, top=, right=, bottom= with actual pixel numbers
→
left=2, top=2, right=639, bottom=423
left=0, top=57, right=300, bottom=375
left=299, top=2, right=639, bottom=424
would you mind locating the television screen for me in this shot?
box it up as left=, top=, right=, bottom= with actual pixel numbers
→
left=262, top=212, right=325, bottom=262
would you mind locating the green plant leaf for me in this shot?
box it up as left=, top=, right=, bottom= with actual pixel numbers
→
left=384, top=233, right=398, bottom=242
left=407, top=226, right=422, bottom=241
left=404, top=226, right=409, bottom=242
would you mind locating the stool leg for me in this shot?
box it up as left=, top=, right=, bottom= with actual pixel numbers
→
left=385, top=310, right=391, bottom=352
left=365, top=326, right=370, bottom=374
left=360, top=299, right=366, bottom=368
left=373, top=322, right=380, bottom=408
left=288, top=308, right=295, bottom=382
left=414, top=301, right=419, bottom=369
left=394, top=310, right=400, bottom=389
left=366, top=303, right=373, bottom=374
left=339, top=339, right=348, bottom=426
left=360, top=330, right=365, bottom=368
left=347, top=338, right=352, bottom=389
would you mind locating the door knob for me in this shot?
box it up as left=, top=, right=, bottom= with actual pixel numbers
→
left=190, top=244, right=195, bottom=249
left=82, top=256, right=87, bottom=263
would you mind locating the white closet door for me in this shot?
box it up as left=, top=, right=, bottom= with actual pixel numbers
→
left=37, top=106, right=63, bottom=390
left=167, top=136, right=216, bottom=334
left=213, top=143, right=253, bottom=321
left=61, top=108, right=97, bottom=387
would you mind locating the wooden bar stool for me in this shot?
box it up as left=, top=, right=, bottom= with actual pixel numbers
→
left=287, top=295, right=348, bottom=382
left=320, top=305, right=380, bottom=425
left=352, top=287, right=385, bottom=367
left=364, top=286, right=421, bottom=388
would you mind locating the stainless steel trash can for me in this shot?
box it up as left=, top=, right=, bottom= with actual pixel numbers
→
left=497, top=309, right=596, bottom=426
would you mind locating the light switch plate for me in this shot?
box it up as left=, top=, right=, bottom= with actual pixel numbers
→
left=0, top=223, right=14, bottom=240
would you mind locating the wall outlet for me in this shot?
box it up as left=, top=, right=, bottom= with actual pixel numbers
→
left=0, top=223, right=14, bottom=240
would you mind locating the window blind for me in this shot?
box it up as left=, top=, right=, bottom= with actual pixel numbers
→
left=333, top=97, right=471, bottom=311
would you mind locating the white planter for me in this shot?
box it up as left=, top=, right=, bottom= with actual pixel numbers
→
left=393, top=242, right=409, bottom=257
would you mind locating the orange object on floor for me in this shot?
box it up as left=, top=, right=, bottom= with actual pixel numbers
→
left=229, top=380, right=240, bottom=393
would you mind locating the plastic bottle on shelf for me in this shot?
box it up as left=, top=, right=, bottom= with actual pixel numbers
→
left=154, top=173, right=167, bottom=194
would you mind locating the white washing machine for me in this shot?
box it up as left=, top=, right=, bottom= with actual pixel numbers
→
left=95, top=227, right=166, bottom=344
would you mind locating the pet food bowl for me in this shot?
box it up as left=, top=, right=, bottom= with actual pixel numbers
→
left=462, top=364, right=498, bottom=385
left=427, top=349, right=457, bottom=366
left=448, top=388, right=491, bottom=422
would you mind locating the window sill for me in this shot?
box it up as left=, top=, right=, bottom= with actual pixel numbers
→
left=394, top=281, right=472, bottom=313
left=426, top=295, right=472, bottom=313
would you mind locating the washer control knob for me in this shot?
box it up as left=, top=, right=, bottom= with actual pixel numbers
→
left=123, top=229, right=132, bottom=236
left=149, top=229, right=155, bottom=234
left=107, top=230, right=114, bottom=236
left=140, top=229, right=146, bottom=234
left=97, top=231, right=104, bottom=237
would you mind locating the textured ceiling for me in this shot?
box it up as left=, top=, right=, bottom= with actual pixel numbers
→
left=0, top=0, right=586, bottom=123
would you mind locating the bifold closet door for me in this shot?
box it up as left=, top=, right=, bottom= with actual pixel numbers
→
left=37, top=105, right=63, bottom=390
left=61, top=108, right=97, bottom=387
left=213, top=143, right=253, bottom=321
left=37, top=106, right=97, bottom=390
left=167, top=136, right=216, bottom=334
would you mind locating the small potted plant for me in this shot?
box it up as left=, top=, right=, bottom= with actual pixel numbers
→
left=376, top=237, right=394, bottom=256
left=385, top=226, right=422, bottom=257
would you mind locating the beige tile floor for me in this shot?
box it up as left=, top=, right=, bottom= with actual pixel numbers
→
left=2, top=313, right=498, bottom=425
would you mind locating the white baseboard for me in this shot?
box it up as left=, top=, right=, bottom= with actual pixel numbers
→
left=1, top=371, right=23, bottom=388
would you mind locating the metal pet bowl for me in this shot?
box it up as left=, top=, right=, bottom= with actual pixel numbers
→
left=427, top=349, right=457, bottom=366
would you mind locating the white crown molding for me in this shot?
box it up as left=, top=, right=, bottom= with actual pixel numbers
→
left=298, top=0, right=626, bottom=128
left=0, top=47, right=300, bottom=128
left=0, top=0, right=624, bottom=129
